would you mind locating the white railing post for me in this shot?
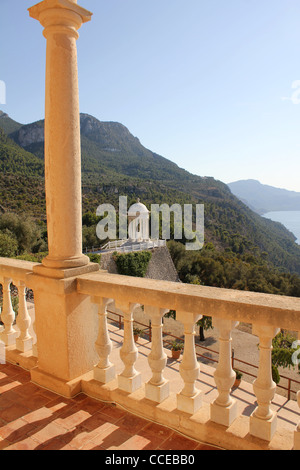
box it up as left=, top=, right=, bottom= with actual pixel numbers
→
left=0, top=278, right=17, bottom=346
left=92, top=297, right=116, bottom=383
left=250, top=325, right=280, bottom=441
left=117, top=301, right=142, bottom=393
left=145, top=306, right=169, bottom=403
left=295, top=391, right=300, bottom=450
left=176, top=311, right=202, bottom=414
left=210, top=318, right=239, bottom=426
left=16, top=280, right=33, bottom=352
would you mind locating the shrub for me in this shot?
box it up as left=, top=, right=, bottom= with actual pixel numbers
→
left=114, top=251, right=152, bottom=277
left=15, top=252, right=48, bottom=262
left=87, top=253, right=101, bottom=264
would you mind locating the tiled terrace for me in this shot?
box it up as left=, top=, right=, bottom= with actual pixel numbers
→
left=0, top=362, right=219, bottom=451
left=1, top=323, right=299, bottom=451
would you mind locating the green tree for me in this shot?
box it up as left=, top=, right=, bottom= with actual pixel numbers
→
left=0, top=232, right=18, bottom=257
left=0, top=213, right=44, bottom=254
left=197, top=316, right=213, bottom=342
left=114, top=251, right=152, bottom=278
left=271, top=331, right=300, bottom=383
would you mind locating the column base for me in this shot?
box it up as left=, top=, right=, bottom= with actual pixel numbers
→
left=0, top=331, right=17, bottom=347
left=210, top=399, right=238, bottom=427
left=31, top=366, right=82, bottom=398
left=33, top=262, right=99, bottom=280
left=294, top=430, right=300, bottom=451
left=177, top=391, right=202, bottom=414
left=42, top=254, right=90, bottom=270
left=16, top=337, right=33, bottom=353
left=145, top=380, right=169, bottom=403
left=118, top=373, right=142, bottom=393
left=94, top=365, right=116, bottom=384
left=250, top=411, right=277, bottom=441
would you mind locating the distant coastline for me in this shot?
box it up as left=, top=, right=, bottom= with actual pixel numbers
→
left=263, top=211, right=300, bottom=245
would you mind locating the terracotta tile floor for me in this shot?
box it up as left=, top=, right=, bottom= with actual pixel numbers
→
left=0, top=363, right=220, bottom=451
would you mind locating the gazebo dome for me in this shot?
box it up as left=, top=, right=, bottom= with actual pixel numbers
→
left=128, top=199, right=149, bottom=217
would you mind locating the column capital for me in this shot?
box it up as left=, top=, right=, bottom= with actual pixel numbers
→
left=29, top=0, right=92, bottom=36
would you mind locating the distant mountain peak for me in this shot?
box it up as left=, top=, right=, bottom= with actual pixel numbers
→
left=228, top=179, right=300, bottom=214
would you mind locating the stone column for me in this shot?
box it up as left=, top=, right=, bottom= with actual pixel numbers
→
left=250, top=324, right=280, bottom=441
left=27, top=1, right=100, bottom=397
left=176, top=311, right=202, bottom=414
left=210, top=319, right=239, bottom=427
left=295, top=391, right=300, bottom=450
left=28, top=0, right=92, bottom=271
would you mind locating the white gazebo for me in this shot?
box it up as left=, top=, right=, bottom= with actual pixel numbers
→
left=128, top=199, right=150, bottom=242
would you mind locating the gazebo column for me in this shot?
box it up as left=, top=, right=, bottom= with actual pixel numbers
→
left=27, top=0, right=99, bottom=397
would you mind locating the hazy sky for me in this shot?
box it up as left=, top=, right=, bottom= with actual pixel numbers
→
left=1, top=0, right=300, bottom=191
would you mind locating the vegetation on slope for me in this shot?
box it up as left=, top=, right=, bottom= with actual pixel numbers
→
left=1, top=112, right=300, bottom=280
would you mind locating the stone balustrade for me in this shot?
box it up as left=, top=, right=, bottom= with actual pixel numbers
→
left=0, top=258, right=299, bottom=450
left=77, top=270, right=300, bottom=449
left=0, top=258, right=38, bottom=367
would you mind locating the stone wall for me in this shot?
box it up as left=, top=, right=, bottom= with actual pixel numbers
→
left=100, top=246, right=180, bottom=282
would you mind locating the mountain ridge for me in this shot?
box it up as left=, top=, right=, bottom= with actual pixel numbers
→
left=229, top=179, right=300, bottom=214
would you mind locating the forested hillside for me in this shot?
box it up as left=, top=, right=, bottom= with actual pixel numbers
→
left=1, top=111, right=300, bottom=277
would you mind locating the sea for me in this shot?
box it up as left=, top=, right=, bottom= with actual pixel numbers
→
left=263, top=211, right=300, bottom=245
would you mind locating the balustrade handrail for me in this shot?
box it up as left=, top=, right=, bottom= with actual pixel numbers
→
left=77, top=271, right=300, bottom=331
left=0, top=257, right=38, bottom=282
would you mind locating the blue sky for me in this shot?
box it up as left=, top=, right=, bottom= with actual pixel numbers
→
left=1, top=0, right=300, bottom=191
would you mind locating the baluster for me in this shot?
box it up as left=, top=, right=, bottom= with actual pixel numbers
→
left=117, top=302, right=142, bottom=393
left=0, top=278, right=17, bottom=346
left=295, top=391, right=300, bottom=450
left=210, top=319, right=239, bottom=426
left=250, top=325, right=280, bottom=441
left=176, top=311, right=202, bottom=414
left=92, top=297, right=115, bottom=383
left=16, top=280, right=33, bottom=352
left=145, top=306, right=169, bottom=403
